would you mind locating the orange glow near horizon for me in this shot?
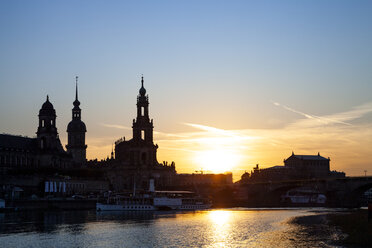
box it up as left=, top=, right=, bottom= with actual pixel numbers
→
left=84, top=113, right=372, bottom=182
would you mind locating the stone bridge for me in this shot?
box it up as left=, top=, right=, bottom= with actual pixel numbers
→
left=237, top=176, right=372, bottom=207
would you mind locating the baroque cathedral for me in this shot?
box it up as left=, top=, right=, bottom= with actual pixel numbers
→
left=115, top=76, right=158, bottom=166
left=0, top=78, right=87, bottom=174
left=91, top=77, right=176, bottom=191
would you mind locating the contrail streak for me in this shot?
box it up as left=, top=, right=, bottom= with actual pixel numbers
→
left=271, top=101, right=352, bottom=126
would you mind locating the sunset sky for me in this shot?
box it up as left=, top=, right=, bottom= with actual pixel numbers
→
left=1, top=1, right=372, bottom=181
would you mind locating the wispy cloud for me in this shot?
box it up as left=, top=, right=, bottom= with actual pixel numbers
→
left=100, top=123, right=131, bottom=130
left=322, top=102, right=372, bottom=123
left=153, top=131, right=187, bottom=138
left=185, top=123, right=237, bottom=137
left=184, top=123, right=258, bottom=141
left=101, top=123, right=186, bottom=138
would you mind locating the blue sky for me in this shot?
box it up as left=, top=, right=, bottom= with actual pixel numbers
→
left=1, top=1, right=372, bottom=179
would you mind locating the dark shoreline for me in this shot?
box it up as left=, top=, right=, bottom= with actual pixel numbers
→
left=287, top=209, right=372, bottom=247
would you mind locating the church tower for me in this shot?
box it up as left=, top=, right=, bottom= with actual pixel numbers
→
left=132, top=76, right=154, bottom=143
left=37, top=95, right=59, bottom=150
left=115, top=76, right=158, bottom=167
left=111, top=76, right=176, bottom=191
left=66, top=77, right=87, bottom=165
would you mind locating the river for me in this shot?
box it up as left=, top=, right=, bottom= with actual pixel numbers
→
left=0, top=208, right=342, bottom=247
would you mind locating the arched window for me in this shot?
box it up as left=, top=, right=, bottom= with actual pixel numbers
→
left=141, top=130, right=145, bottom=140
left=41, top=120, right=45, bottom=127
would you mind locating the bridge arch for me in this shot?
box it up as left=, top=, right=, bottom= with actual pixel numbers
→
left=347, top=182, right=372, bottom=207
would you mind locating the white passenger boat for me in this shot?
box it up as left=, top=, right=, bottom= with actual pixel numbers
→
left=96, top=179, right=211, bottom=211
left=96, top=194, right=156, bottom=211
left=96, top=191, right=211, bottom=211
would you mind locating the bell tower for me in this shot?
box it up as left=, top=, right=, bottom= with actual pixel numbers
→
left=132, top=76, right=154, bottom=143
left=37, top=95, right=58, bottom=150
left=115, top=76, right=158, bottom=167
left=66, top=77, right=87, bottom=165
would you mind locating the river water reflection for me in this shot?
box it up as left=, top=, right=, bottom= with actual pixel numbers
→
left=0, top=208, right=336, bottom=247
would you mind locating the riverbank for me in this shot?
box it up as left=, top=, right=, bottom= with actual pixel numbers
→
left=288, top=209, right=372, bottom=247
left=328, top=209, right=372, bottom=247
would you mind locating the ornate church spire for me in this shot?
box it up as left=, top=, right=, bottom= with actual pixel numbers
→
left=73, top=76, right=80, bottom=108
left=139, top=75, right=146, bottom=96
left=66, top=76, right=87, bottom=166
left=75, top=76, right=78, bottom=101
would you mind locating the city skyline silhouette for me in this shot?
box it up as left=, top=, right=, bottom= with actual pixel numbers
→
left=1, top=1, right=372, bottom=181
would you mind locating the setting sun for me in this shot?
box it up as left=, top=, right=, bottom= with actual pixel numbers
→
left=193, top=149, right=241, bottom=173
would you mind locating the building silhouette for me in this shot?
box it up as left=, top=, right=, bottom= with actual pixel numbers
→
left=0, top=82, right=109, bottom=198
left=0, top=79, right=89, bottom=175
left=91, top=77, right=176, bottom=191
left=0, top=96, right=74, bottom=174
left=240, top=152, right=345, bottom=183
left=66, top=77, right=87, bottom=165
left=284, top=152, right=330, bottom=178
left=115, top=76, right=157, bottom=166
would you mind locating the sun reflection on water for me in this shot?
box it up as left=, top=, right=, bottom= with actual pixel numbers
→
left=208, top=210, right=231, bottom=225
left=207, top=210, right=232, bottom=247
